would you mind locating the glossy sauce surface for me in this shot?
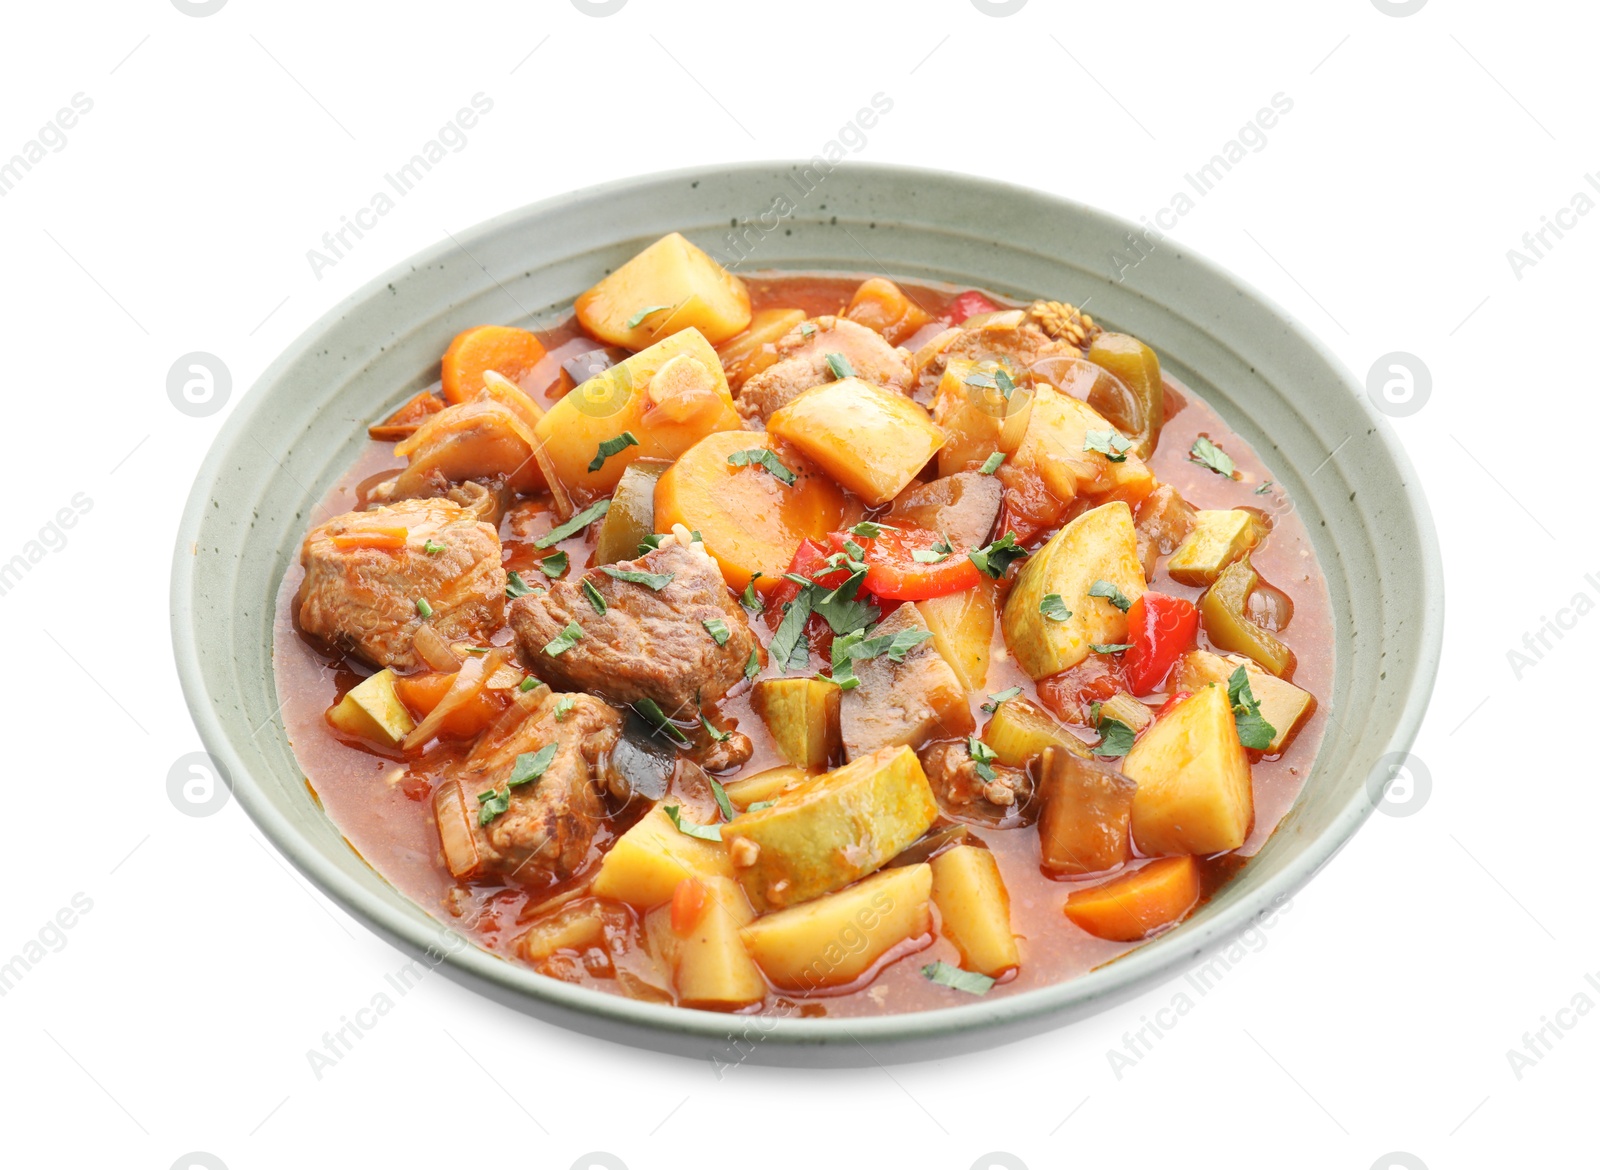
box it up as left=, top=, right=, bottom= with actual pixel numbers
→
left=273, top=273, right=1332, bottom=1017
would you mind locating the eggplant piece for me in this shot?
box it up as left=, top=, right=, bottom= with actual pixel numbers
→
left=608, top=710, right=677, bottom=803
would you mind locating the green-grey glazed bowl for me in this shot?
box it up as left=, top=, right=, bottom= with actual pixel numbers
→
left=171, top=163, right=1442, bottom=1065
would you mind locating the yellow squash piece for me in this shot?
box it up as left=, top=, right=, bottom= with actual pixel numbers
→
left=519, top=897, right=607, bottom=961
left=1001, top=501, right=1146, bottom=679
left=723, top=744, right=939, bottom=912
left=751, top=678, right=842, bottom=769
left=982, top=696, right=1092, bottom=766
left=645, top=877, right=766, bottom=1010
left=739, top=864, right=934, bottom=991
left=1125, top=685, right=1255, bottom=856
left=766, top=376, right=945, bottom=506
left=591, top=804, right=733, bottom=908
left=326, top=669, right=415, bottom=748
left=532, top=328, right=742, bottom=497
left=1165, top=509, right=1263, bottom=587
left=915, top=578, right=997, bottom=692
left=575, top=231, right=752, bottom=349
left=722, top=765, right=812, bottom=811
left=930, top=846, right=1019, bottom=977
left=1171, top=650, right=1315, bottom=754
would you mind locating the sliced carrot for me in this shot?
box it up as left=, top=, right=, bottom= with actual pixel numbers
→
left=670, top=877, right=709, bottom=935
left=1063, top=855, right=1201, bottom=942
left=393, top=671, right=505, bottom=738
left=368, top=391, right=444, bottom=441
left=441, top=325, right=547, bottom=404
left=330, top=527, right=408, bottom=551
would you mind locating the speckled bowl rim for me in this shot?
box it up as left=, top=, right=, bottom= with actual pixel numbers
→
left=172, top=162, right=1442, bottom=1064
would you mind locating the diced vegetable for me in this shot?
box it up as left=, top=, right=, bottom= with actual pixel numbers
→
left=392, top=396, right=546, bottom=495
left=930, top=359, right=1033, bottom=478
left=399, top=654, right=498, bottom=749
left=655, top=430, right=846, bottom=596
left=751, top=678, right=842, bottom=769
left=519, top=897, right=608, bottom=960
left=644, top=876, right=766, bottom=1009
left=1166, top=509, right=1263, bottom=587
left=723, top=765, right=811, bottom=810
left=839, top=603, right=975, bottom=760
left=1125, top=685, right=1254, bottom=856
left=929, top=845, right=1019, bottom=977
left=1199, top=557, right=1295, bottom=677
left=594, top=458, right=672, bottom=564
left=1001, top=501, right=1145, bottom=679
left=945, top=290, right=1003, bottom=324
left=532, top=328, right=743, bottom=497
left=845, top=277, right=933, bottom=345
left=842, top=524, right=982, bottom=601
left=1172, top=649, right=1314, bottom=754
left=1096, top=691, right=1153, bottom=733
left=440, top=324, right=547, bottom=404
left=1012, top=385, right=1117, bottom=504
left=1036, top=746, right=1136, bottom=876
left=723, top=744, right=938, bottom=912
left=766, top=377, right=946, bottom=506
left=1121, top=592, right=1200, bottom=695
left=982, top=695, right=1091, bottom=766
left=1085, top=332, right=1164, bottom=460
left=887, top=471, right=1003, bottom=550
left=738, top=863, right=933, bottom=990
left=914, top=578, right=996, bottom=692
left=575, top=231, right=752, bottom=349
left=325, top=668, right=415, bottom=748
left=393, top=667, right=507, bottom=741
left=716, top=308, right=807, bottom=388
left=591, top=804, right=734, bottom=908
left=1064, top=856, right=1201, bottom=941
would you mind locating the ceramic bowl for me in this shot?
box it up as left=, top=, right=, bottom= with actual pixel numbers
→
left=171, top=163, right=1442, bottom=1065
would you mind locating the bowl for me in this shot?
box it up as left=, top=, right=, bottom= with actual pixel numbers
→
left=171, top=162, right=1442, bottom=1065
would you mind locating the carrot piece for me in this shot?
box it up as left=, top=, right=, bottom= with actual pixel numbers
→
left=330, top=527, right=408, bottom=550
left=368, top=391, right=444, bottom=441
left=393, top=670, right=504, bottom=738
left=441, top=325, right=547, bottom=405
left=670, top=877, right=709, bottom=935
left=1063, top=855, right=1201, bottom=942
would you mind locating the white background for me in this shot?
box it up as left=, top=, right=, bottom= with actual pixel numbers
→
left=1, top=1, right=1592, bottom=1167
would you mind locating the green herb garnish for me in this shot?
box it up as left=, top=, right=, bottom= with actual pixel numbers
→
left=1227, top=667, right=1277, bottom=750
left=539, top=551, right=568, bottom=577
left=634, top=698, right=690, bottom=744
left=968, top=736, right=1000, bottom=782
left=979, top=452, right=1005, bottom=475
left=746, top=800, right=777, bottom=812
left=922, top=960, right=995, bottom=995
left=709, top=778, right=735, bottom=822
left=740, top=574, right=764, bottom=612
left=518, top=676, right=540, bottom=693
left=1091, top=642, right=1134, bottom=654
left=1189, top=437, right=1236, bottom=478
left=703, top=617, right=731, bottom=646
left=969, top=532, right=1026, bottom=580
left=1088, top=579, right=1133, bottom=612
left=1092, top=716, right=1136, bottom=758
left=587, top=431, right=640, bottom=472
left=423, top=539, right=446, bottom=555
left=982, top=686, right=1023, bottom=713
left=1085, top=430, right=1133, bottom=462
left=581, top=578, right=607, bottom=615
left=542, top=622, right=584, bottom=657
left=727, top=447, right=797, bottom=485
left=477, top=742, right=559, bottom=824
left=554, top=696, right=575, bottom=721
left=534, top=499, right=611, bottom=549
left=744, top=648, right=761, bottom=680
left=664, top=804, right=723, bottom=841
left=850, top=520, right=898, bottom=538
left=600, top=565, right=675, bottom=590
left=1040, top=594, right=1072, bottom=622
left=415, top=598, right=433, bottom=618
left=768, top=591, right=814, bottom=672
left=824, top=352, right=854, bottom=380
left=625, top=304, right=672, bottom=329
left=701, top=714, right=730, bottom=743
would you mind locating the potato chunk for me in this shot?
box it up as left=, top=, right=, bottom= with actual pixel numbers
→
left=1001, top=501, right=1146, bottom=679
left=751, top=678, right=841, bottom=769
left=1171, top=649, right=1315, bottom=754
left=1166, top=509, right=1262, bottom=587
left=739, top=864, right=934, bottom=990
left=840, top=603, right=975, bottom=760
left=930, top=846, right=1019, bottom=977
left=575, top=231, right=752, bottom=349
left=723, top=744, right=938, bottom=912
left=1125, top=685, right=1254, bottom=855
left=722, top=765, right=811, bottom=811
left=915, top=580, right=996, bottom=693
left=591, top=804, right=733, bottom=908
left=645, top=877, right=766, bottom=1010
left=532, top=328, right=743, bottom=497
left=766, top=377, right=945, bottom=506
left=1037, top=746, right=1136, bottom=875
left=326, top=669, right=415, bottom=748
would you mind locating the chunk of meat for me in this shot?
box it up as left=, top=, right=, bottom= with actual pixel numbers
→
left=299, top=499, right=505, bottom=671
left=509, top=533, right=762, bottom=714
left=839, top=602, right=975, bottom=760
left=918, top=740, right=1033, bottom=826
left=738, top=315, right=913, bottom=422
left=915, top=309, right=1082, bottom=393
left=451, top=690, right=622, bottom=885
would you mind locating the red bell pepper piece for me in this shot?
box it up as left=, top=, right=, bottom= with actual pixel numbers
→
left=944, top=289, right=1003, bottom=325
left=1122, top=593, right=1200, bottom=696
left=826, top=526, right=981, bottom=601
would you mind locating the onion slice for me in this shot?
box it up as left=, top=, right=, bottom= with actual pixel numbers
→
left=433, top=780, right=483, bottom=879
left=412, top=623, right=461, bottom=672
left=402, top=652, right=494, bottom=751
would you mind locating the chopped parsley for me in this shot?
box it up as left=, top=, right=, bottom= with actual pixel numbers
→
left=968, top=736, right=1000, bottom=782
left=746, top=800, right=777, bottom=813
left=1088, top=579, right=1133, bottom=613
left=982, top=686, right=1023, bottom=713
left=587, top=431, right=640, bottom=472
left=709, top=778, right=735, bottom=822
left=506, top=571, right=536, bottom=599
left=912, top=534, right=955, bottom=565
left=634, top=698, right=690, bottom=745
left=922, top=960, right=995, bottom=996
left=554, top=695, right=576, bottom=721
left=994, top=367, right=1017, bottom=400
left=824, top=352, right=854, bottom=380
left=414, top=598, right=433, bottom=618
left=850, top=520, right=898, bottom=538
left=600, top=565, right=675, bottom=590
left=518, top=676, right=540, bottom=693
left=624, top=304, right=672, bottom=329
left=1189, top=437, right=1236, bottom=478
left=664, top=804, right=722, bottom=842
left=979, top=451, right=1006, bottom=475
left=1092, top=715, right=1137, bottom=759
left=1227, top=667, right=1277, bottom=750
left=1085, top=429, right=1133, bottom=462
left=1091, top=642, right=1134, bottom=654
left=539, top=551, right=568, bottom=577
left=637, top=533, right=664, bottom=555
left=703, top=617, right=731, bottom=646
left=700, top=714, right=731, bottom=743
left=744, top=648, right=761, bottom=680
left=727, top=447, right=798, bottom=485
left=969, top=532, right=1026, bottom=580
left=768, top=590, right=815, bottom=672
left=535, top=499, right=611, bottom=549
left=581, top=578, right=607, bottom=615
left=798, top=322, right=817, bottom=339
left=542, top=622, right=584, bottom=657
left=476, top=742, right=558, bottom=825
left=1040, top=594, right=1072, bottom=622
left=1255, top=480, right=1274, bottom=495
left=829, top=624, right=933, bottom=689
left=740, top=574, right=764, bottom=612
left=422, top=539, right=446, bottom=555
